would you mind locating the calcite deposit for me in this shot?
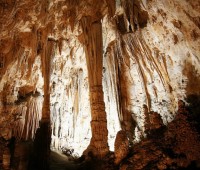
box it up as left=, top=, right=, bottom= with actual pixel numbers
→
left=0, top=0, right=199, bottom=169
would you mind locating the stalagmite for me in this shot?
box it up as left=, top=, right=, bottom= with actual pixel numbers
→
left=114, top=130, right=129, bottom=165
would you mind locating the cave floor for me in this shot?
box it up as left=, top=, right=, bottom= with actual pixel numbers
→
left=50, top=151, right=79, bottom=170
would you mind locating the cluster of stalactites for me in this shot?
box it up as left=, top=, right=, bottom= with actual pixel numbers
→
left=13, top=96, right=42, bottom=141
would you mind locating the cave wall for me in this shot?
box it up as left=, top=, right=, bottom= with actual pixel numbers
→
left=0, top=0, right=199, bottom=164
left=102, top=0, right=200, bottom=147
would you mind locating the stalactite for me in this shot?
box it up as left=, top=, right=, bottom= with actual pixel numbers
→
left=16, top=46, right=25, bottom=67
left=73, top=87, right=79, bottom=138
left=116, top=32, right=174, bottom=112
left=13, top=96, right=42, bottom=141
left=120, top=0, right=148, bottom=31
left=143, top=104, right=150, bottom=134
left=123, top=34, right=151, bottom=110
left=13, top=105, right=27, bottom=141
left=78, top=68, right=83, bottom=116
left=107, top=36, right=147, bottom=142
left=58, top=39, right=62, bottom=55
left=120, top=0, right=134, bottom=31
left=103, top=42, right=122, bottom=150
left=140, top=38, right=171, bottom=92
left=106, top=0, right=116, bottom=17
left=104, top=29, right=177, bottom=140
left=104, top=43, right=121, bottom=121
left=26, top=32, right=38, bottom=79
left=114, top=40, right=125, bottom=123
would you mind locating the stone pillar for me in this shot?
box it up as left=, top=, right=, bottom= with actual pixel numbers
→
left=33, top=35, right=54, bottom=169
left=81, top=17, right=109, bottom=158
left=90, top=85, right=109, bottom=157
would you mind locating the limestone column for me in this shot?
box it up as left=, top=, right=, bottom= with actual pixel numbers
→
left=33, top=32, right=54, bottom=169
left=41, top=39, right=54, bottom=169
left=81, top=17, right=109, bottom=158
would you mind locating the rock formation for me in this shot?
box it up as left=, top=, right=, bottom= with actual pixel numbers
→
left=80, top=17, right=109, bottom=158
left=120, top=101, right=200, bottom=170
left=0, top=0, right=199, bottom=169
left=114, top=130, right=129, bottom=165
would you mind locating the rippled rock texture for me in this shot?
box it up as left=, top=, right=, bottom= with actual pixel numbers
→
left=0, top=0, right=199, bottom=169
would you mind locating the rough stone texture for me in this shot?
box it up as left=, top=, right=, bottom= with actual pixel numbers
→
left=120, top=101, right=200, bottom=170
left=0, top=0, right=199, bottom=169
left=114, top=130, right=129, bottom=165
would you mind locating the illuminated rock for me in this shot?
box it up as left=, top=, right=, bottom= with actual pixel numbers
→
left=0, top=0, right=199, bottom=169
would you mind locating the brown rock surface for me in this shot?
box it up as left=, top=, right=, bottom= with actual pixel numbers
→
left=0, top=0, right=199, bottom=169
left=120, top=102, right=200, bottom=169
left=114, top=130, right=129, bottom=165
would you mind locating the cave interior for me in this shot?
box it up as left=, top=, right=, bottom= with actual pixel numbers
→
left=0, top=0, right=200, bottom=170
